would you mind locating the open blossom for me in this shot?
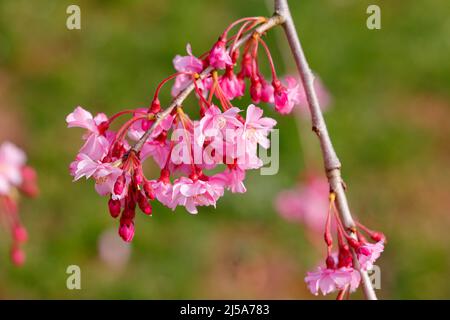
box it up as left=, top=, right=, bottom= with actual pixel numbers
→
left=357, top=240, right=384, bottom=270
left=242, top=104, right=276, bottom=148
left=171, top=177, right=224, bottom=214
left=219, top=67, right=245, bottom=100
left=0, top=142, right=38, bottom=266
left=305, top=266, right=360, bottom=296
left=279, top=75, right=330, bottom=114
left=0, top=142, right=26, bottom=194
left=211, top=167, right=246, bottom=194
left=196, top=105, right=242, bottom=146
left=171, top=44, right=204, bottom=97
left=208, top=38, right=233, bottom=69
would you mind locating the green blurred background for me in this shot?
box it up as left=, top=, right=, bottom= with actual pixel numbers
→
left=0, top=0, right=449, bottom=299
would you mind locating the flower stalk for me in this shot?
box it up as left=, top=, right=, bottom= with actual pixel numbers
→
left=274, top=0, right=378, bottom=300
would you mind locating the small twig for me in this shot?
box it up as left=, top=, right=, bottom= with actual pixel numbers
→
left=132, top=14, right=285, bottom=152
left=274, top=0, right=377, bottom=300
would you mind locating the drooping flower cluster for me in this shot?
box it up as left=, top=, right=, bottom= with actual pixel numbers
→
left=67, top=16, right=310, bottom=243
left=0, top=142, right=38, bottom=266
left=304, top=192, right=386, bottom=298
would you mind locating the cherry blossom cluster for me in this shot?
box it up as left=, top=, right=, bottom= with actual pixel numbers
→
left=0, top=142, right=38, bottom=266
left=304, top=192, right=385, bottom=298
left=67, top=16, right=313, bottom=243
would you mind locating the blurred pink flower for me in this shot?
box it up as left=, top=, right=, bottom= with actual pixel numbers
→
left=275, top=175, right=329, bottom=233
left=98, top=228, right=131, bottom=270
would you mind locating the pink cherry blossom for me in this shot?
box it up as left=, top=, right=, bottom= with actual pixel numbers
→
left=171, top=177, right=224, bottom=214
left=0, top=142, right=26, bottom=195
left=305, top=266, right=355, bottom=296
left=66, top=106, right=108, bottom=135
left=197, top=105, right=242, bottom=146
left=219, top=69, right=245, bottom=99
left=211, top=167, right=246, bottom=193
left=280, top=75, right=331, bottom=114
left=272, top=79, right=291, bottom=115
left=152, top=179, right=174, bottom=208
left=141, top=140, right=171, bottom=169
left=208, top=39, right=233, bottom=69
left=171, top=44, right=204, bottom=97
left=243, top=104, right=276, bottom=147
left=357, top=241, right=384, bottom=271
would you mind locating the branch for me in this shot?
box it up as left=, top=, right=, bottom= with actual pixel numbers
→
left=132, top=14, right=285, bottom=152
left=274, top=0, right=378, bottom=300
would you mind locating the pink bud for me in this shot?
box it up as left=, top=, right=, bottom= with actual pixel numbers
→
left=371, top=232, right=386, bottom=243
left=250, top=77, right=262, bottom=103
left=13, top=225, right=28, bottom=243
left=11, top=247, right=26, bottom=266
left=239, top=53, right=253, bottom=78
left=324, top=231, right=333, bottom=247
left=326, top=255, right=335, bottom=269
left=20, top=166, right=39, bottom=197
left=272, top=79, right=291, bottom=114
left=118, top=220, right=135, bottom=242
left=108, top=198, right=121, bottom=218
left=347, top=238, right=360, bottom=249
left=150, top=98, right=161, bottom=113
left=113, top=174, right=126, bottom=195
left=138, top=193, right=152, bottom=215
left=133, top=169, right=143, bottom=187
left=143, top=181, right=155, bottom=200
left=260, top=81, right=274, bottom=103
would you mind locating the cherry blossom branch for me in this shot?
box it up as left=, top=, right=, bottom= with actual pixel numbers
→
left=132, top=14, right=285, bottom=152
left=274, top=0, right=377, bottom=300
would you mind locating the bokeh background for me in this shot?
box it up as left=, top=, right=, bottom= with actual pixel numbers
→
left=0, top=0, right=449, bottom=299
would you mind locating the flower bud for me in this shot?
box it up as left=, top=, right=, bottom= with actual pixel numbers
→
left=250, top=77, right=262, bottom=103
left=150, top=98, right=161, bottom=113
left=113, top=174, right=126, bottom=196
left=108, top=198, right=121, bottom=218
left=11, top=247, right=25, bottom=266
left=208, top=38, right=232, bottom=69
left=20, top=166, right=39, bottom=197
left=371, top=232, right=386, bottom=243
left=138, top=193, right=152, bottom=215
left=13, top=225, right=28, bottom=243
left=326, top=255, right=335, bottom=269
left=272, top=79, right=291, bottom=114
left=118, top=220, right=135, bottom=242
left=133, top=169, right=144, bottom=187
left=143, top=181, right=155, bottom=200
left=347, top=237, right=360, bottom=249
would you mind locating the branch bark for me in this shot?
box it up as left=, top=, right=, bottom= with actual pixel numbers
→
left=274, top=0, right=377, bottom=300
